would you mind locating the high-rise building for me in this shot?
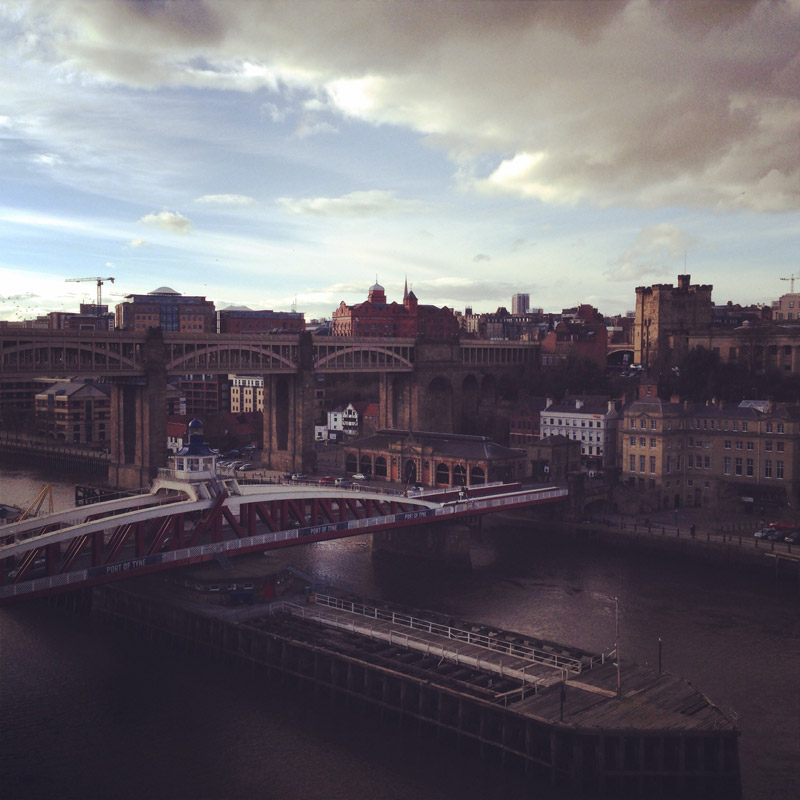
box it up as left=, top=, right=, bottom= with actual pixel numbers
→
left=511, top=293, right=530, bottom=314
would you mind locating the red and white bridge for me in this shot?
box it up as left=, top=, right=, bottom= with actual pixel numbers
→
left=0, top=479, right=567, bottom=605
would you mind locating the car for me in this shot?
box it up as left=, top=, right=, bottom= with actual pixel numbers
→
left=753, top=527, right=775, bottom=539
left=334, top=477, right=348, bottom=486
left=784, top=529, right=800, bottom=544
left=352, top=473, right=366, bottom=481
left=318, top=476, right=335, bottom=485
left=766, top=528, right=790, bottom=542
left=291, top=473, right=307, bottom=481
left=238, top=464, right=256, bottom=471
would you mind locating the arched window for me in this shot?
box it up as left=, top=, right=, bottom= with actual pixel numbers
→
left=435, top=463, right=450, bottom=485
left=345, top=453, right=358, bottom=473
left=404, top=460, right=417, bottom=484
left=453, top=464, right=467, bottom=486
left=470, top=466, right=485, bottom=485
left=375, top=457, right=387, bottom=478
left=359, top=455, right=373, bottom=475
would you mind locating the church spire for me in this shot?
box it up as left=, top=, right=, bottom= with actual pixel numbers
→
left=404, top=275, right=408, bottom=301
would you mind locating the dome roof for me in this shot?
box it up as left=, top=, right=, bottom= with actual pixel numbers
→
left=149, top=286, right=180, bottom=295
left=188, top=418, right=203, bottom=429
left=370, top=282, right=384, bottom=292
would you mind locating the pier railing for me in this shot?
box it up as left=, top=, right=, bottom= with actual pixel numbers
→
left=310, top=593, right=587, bottom=674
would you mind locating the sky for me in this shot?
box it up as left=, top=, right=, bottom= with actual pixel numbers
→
left=1, top=0, right=799, bottom=323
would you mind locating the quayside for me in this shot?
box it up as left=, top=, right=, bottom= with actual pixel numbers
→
left=92, top=581, right=741, bottom=799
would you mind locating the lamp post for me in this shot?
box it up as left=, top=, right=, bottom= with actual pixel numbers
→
left=615, top=596, right=621, bottom=698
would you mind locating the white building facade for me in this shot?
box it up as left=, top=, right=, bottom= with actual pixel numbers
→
left=539, top=395, right=620, bottom=472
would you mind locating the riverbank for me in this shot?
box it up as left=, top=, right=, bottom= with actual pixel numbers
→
left=487, top=507, right=800, bottom=583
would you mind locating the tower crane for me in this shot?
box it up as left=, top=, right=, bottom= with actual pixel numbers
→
left=780, top=274, right=798, bottom=293
left=65, top=276, right=115, bottom=308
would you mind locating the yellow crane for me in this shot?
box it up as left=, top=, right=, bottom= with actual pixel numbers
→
left=65, top=276, right=115, bottom=307
left=17, top=484, right=54, bottom=520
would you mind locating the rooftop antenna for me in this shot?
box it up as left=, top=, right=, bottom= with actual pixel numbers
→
left=781, top=274, right=798, bottom=293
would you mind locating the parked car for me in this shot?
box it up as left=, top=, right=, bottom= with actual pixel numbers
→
left=753, top=527, right=774, bottom=539
left=318, top=476, right=335, bottom=485
left=291, top=473, right=307, bottom=481
left=334, top=477, right=349, bottom=486
left=352, top=473, right=366, bottom=481
left=766, top=527, right=790, bottom=542
left=784, top=529, right=800, bottom=544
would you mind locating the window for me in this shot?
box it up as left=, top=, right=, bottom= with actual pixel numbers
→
left=733, top=421, right=739, bottom=431
left=639, top=437, right=646, bottom=447
left=688, top=437, right=694, bottom=447
left=746, top=458, right=754, bottom=477
left=747, top=441, right=754, bottom=451
left=650, top=420, right=656, bottom=430
left=629, top=454, right=636, bottom=472
left=630, top=419, right=636, bottom=429
left=650, top=456, right=656, bottom=473
left=764, top=459, right=773, bottom=478
left=777, top=423, right=785, bottom=434
left=723, top=456, right=731, bottom=475
left=704, top=456, right=710, bottom=469
left=742, top=422, right=749, bottom=432
left=695, top=455, right=702, bottom=468
left=777, top=460, right=784, bottom=479
left=736, top=441, right=743, bottom=450
left=777, top=442, right=785, bottom=452
left=724, top=440, right=731, bottom=449
left=766, top=422, right=773, bottom=432
left=650, top=438, right=656, bottom=448
left=639, top=455, right=645, bottom=472
left=630, top=436, right=636, bottom=446
left=735, top=457, right=743, bottom=476
left=640, top=420, right=647, bottom=429
left=666, top=455, right=672, bottom=474
left=765, top=441, right=773, bottom=452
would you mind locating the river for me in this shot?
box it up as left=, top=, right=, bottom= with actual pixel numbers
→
left=0, top=466, right=798, bottom=799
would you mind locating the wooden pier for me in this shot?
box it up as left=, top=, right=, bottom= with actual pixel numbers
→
left=92, top=584, right=741, bottom=799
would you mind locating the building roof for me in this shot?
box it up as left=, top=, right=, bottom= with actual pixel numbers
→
left=347, top=429, right=525, bottom=461
left=544, top=394, right=614, bottom=416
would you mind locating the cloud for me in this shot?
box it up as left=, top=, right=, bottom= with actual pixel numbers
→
left=127, top=238, right=147, bottom=248
left=138, top=210, right=193, bottom=235
left=193, top=193, right=255, bottom=206
left=278, top=190, right=419, bottom=217
left=472, top=253, right=491, bottom=263
left=605, top=223, right=701, bottom=282
left=8, top=1, right=800, bottom=212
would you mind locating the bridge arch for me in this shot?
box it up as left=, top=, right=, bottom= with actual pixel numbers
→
left=480, top=374, right=497, bottom=405
left=423, top=376, right=454, bottom=432
left=461, top=374, right=480, bottom=433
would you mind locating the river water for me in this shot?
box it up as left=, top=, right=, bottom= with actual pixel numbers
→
left=1, top=466, right=798, bottom=800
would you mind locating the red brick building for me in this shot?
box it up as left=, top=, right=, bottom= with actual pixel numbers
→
left=331, top=282, right=459, bottom=340
left=343, top=429, right=526, bottom=487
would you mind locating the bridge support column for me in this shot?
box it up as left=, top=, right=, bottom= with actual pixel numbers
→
left=108, top=330, right=168, bottom=490
left=262, top=332, right=317, bottom=475
left=372, top=522, right=471, bottom=569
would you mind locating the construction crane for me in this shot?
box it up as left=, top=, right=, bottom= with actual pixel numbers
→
left=781, top=274, right=798, bottom=293
left=65, top=276, right=115, bottom=307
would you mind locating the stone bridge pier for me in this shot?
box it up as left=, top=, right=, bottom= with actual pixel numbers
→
left=109, top=329, right=168, bottom=489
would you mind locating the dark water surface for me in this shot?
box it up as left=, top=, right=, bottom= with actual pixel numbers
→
left=1, top=469, right=798, bottom=799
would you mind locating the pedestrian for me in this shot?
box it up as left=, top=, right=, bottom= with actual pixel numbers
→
left=690, top=523, right=696, bottom=539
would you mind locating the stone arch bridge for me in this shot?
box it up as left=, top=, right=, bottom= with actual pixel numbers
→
left=0, top=329, right=537, bottom=488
